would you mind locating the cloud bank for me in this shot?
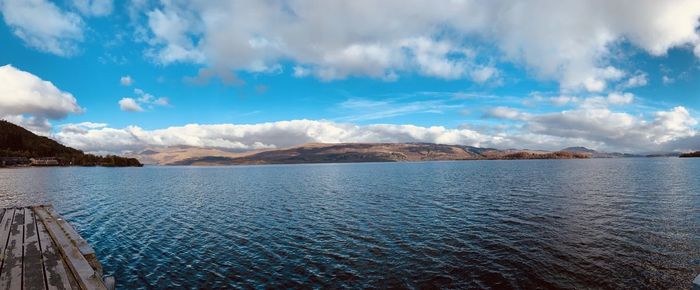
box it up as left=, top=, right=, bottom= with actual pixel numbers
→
left=3, top=1, right=699, bottom=90
left=56, top=103, right=699, bottom=155
left=135, top=0, right=700, bottom=90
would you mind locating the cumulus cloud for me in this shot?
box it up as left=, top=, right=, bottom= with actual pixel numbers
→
left=484, top=107, right=529, bottom=120
left=118, top=88, right=170, bottom=112
left=118, top=98, right=143, bottom=112
left=0, top=64, right=83, bottom=133
left=0, top=0, right=84, bottom=56
left=605, top=92, right=635, bottom=105
left=145, top=6, right=205, bottom=64
left=134, top=88, right=169, bottom=107
left=524, top=106, right=697, bottom=150
left=622, top=72, right=648, bottom=89
left=120, top=75, right=133, bottom=86
left=475, top=90, right=698, bottom=152
left=135, top=0, right=700, bottom=91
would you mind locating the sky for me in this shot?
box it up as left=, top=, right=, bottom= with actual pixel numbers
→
left=1, top=0, right=700, bottom=154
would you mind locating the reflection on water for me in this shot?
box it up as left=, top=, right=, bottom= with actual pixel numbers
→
left=0, top=159, right=699, bottom=288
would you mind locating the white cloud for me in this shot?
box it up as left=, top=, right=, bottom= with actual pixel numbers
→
left=531, top=92, right=633, bottom=107
left=0, top=0, right=84, bottom=56
left=605, top=92, right=635, bottom=105
left=580, top=67, right=626, bottom=92
left=650, top=106, right=697, bottom=143
left=0, top=64, right=83, bottom=133
left=146, top=6, right=205, bottom=64
left=134, top=88, right=151, bottom=102
left=72, top=0, right=112, bottom=17
left=120, top=75, right=133, bottom=86
left=55, top=104, right=700, bottom=154
left=293, top=66, right=310, bottom=78
left=59, top=122, right=107, bottom=134
left=622, top=72, right=648, bottom=88
left=470, top=66, right=499, bottom=84
left=153, top=97, right=169, bottom=106
left=118, top=98, right=143, bottom=112
left=484, top=106, right=529, bottom=120
left=549, top=95, right=578, bottom=106
left=54, top=120, right=502, bottom=153
left=337, top=97, right=458, bottom=122
left=523, top=105, right=696, bottom=151
left=401, top=38, right=480, bottom=80
left=3, top=115, right=52, bottom=134
left=134, top=88, right=169, bottom=107
left=138, top=1, right=700, bottom=91
left=118, top=88, right=170, bottom=112
left=662, top=75, right=675, bottom=85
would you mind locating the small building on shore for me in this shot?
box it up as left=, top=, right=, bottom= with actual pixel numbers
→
left=30, top=157, right=60, bottom=166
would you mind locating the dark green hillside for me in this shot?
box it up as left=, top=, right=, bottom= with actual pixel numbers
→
left=679, top=151, right=700, bottom=158
left=0, top=120, right=142, bottom=167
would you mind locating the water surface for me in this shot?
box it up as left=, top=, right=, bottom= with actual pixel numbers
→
left=0, top=159, right=698, bottom=288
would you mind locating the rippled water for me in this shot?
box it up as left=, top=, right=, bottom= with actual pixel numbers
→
left=0, top=159, right=699, bottom=289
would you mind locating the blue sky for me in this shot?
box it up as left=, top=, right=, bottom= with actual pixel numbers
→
left=1, top=0, right=700, bottom=153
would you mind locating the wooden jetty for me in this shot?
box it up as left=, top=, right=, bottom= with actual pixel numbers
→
left=0, top=205, right=113, bottom=290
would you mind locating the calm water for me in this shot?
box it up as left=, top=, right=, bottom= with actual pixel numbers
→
left=0, top=159, right=699, bottom=289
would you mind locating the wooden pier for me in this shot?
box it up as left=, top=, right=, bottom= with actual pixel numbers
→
left=0, top=206, right=112, bottom=290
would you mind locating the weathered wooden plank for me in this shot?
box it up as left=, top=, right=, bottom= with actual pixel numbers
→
left=34, top=206, right=107, bottom=290
left=35, top=211, right=75, bottom=290
left=0, top=208, right=25, bottom=289
left=42, top=206, right=102, bottom=280
left=24, top=207, right=47, bottom=290
left=43, top=207, right=94, bottom=257
left=0, top=208, right=14, bottom=277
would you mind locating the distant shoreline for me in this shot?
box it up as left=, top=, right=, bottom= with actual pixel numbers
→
left=0, top=120, right=142, bottom=167
left=679, top=151, right=700, bottom=158
left=174, top=155, right=697, bottom=167
left=127, top=143, right=693, bottom=166
left=0, top=163, right=144, bottom=168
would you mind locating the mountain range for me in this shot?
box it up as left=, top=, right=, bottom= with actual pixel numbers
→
left=2, top=120, right=689, bottom=167
left=127, top=143, right=690, bottom=166
left=129, top=143, right=590, bottom=166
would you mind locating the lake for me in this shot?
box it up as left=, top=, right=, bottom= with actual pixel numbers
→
left=0, top=159, right=699, bottom=289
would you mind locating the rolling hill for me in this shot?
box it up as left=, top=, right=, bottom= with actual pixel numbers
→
left=0, top=120, right=142, bottom=167
left=167, top=143, right=591, bottom=166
